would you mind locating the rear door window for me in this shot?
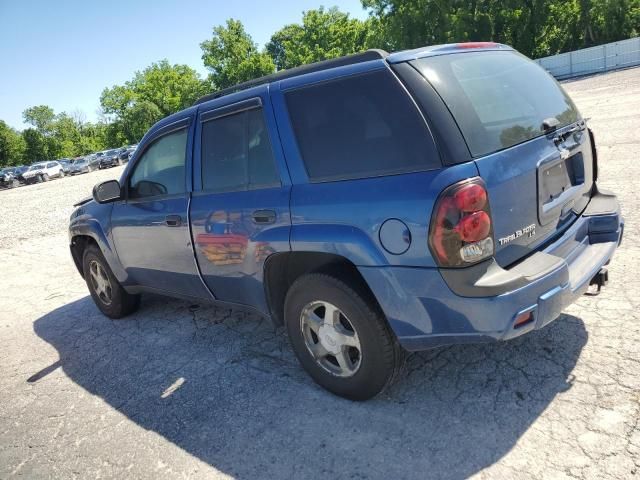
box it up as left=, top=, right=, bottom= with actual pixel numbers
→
left=284, top=69, right=439, bottom=182
left=200, top=108, right=280, bottom=193
left=412, top=51, right=580, bottom=157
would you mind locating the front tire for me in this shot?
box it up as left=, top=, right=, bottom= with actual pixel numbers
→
left=285, top=273, right=405, bottom=400
left=42, top=173, right=50, bottom=182
left=82, top=244, right=140, bottom=319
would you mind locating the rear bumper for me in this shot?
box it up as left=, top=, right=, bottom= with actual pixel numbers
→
left=360, top=191, right=623, bottom=351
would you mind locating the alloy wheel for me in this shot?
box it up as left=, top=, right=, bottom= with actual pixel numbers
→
left=300, top=300, right=362, bottom=377
left=89, top=260, right=113, bottom=306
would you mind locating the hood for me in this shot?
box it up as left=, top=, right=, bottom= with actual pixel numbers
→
left=22, top=168, right=43, bottom=177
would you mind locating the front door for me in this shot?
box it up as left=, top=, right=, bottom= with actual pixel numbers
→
left=111, top=118, right=210, bottom=299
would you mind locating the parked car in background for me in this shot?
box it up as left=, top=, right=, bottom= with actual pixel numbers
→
left=22, top=161, right=64, bottom=184
left=118, top=145, right=137, bottom=164
left=70, top=43, right=623, bottom=400
left=86, top=154, right=101, bottom=171
left=13, top=166, right=28, bottom=184
left=69, top=158, right=91, bottom=175
left=0, top=167, right=20, bottom=189
left=58, top=159, right=72, bottom=174
left=98, top=149, right=123, bottom=169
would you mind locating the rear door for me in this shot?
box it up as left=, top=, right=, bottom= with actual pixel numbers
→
left=190, top=87, right=291, bottom=313
left=410, top=50, right=594, bottom=266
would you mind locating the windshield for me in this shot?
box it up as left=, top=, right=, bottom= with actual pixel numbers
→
left=76, top=159, right=87, bottom=165
left=29, top=164, right=45, bottom=171
left=412, top=51, right=580, bottom=157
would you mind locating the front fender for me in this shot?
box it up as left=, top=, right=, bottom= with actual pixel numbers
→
left=69, top=209, right=127, bottom=283
left=290, top=224, right=387, bottom=266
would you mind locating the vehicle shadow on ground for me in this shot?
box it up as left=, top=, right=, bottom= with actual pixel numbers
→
left=33, top=295, right=587, bottom=479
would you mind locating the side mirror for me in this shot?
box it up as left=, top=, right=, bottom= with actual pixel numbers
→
left=93, top=180, right=121, bottom=203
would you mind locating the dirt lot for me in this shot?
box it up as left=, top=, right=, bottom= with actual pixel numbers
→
left=1, top=68, right=639, bottom=479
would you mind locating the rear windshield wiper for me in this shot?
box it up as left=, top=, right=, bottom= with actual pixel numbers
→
left=542, top=117, right=586, bottom=143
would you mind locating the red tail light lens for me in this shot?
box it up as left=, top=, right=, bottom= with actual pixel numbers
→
left=456, top=211, right=491, bottom=242
left=454, top=183, right=487, bottom=212
left=429, top=178, right=494, bottom=267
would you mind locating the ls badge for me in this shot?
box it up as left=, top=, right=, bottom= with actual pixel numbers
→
left=498, top=224, right=536, bottom=246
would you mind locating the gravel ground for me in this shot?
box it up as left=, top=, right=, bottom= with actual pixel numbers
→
left=0, top=167, right=126, bottom=250
left=0, top=68, right=638, bottom=480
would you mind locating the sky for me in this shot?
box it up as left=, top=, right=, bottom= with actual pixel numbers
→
left=0, top=0, right=367, bottom=130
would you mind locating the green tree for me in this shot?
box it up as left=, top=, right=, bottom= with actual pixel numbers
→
left=22, top=128, right=49, bottom=162
left=22, top=105, right=56, bottom=133
left=76, top=122, right=107, bottom=155
left=0, top=121, right=26, bottom=167
left=127, top=60, right=207, bottom=115
left=100, top=60, right=207, bottom=144
left=200, top=19, right=275, bottom=89
left=122, top=100, right=163, bottom=143
left=266, top=7, right=371, bottom=70
left=362, top=0, right=640, bottom=58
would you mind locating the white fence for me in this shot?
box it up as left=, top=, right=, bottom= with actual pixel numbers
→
left=534, top=37, right=640, bottom=79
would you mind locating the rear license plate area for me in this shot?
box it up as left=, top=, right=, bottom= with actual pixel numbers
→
left=538, top=153, right=585, bottom=225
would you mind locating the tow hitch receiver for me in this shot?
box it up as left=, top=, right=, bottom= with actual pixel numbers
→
left=589, top=268, right=609, bottom=293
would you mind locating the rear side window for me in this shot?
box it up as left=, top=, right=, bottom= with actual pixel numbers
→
left=285, top=70, right=439, bottom=182
left=412, top=51, right=580, bottom=157
left=201, top=108, right=280, bottom=193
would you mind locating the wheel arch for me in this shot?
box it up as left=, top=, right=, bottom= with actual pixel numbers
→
left=69, top=219, right=127, bottom=282
left=263, top=251, right=384, bottom=326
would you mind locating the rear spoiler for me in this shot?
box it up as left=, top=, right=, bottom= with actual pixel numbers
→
left=73, top=196, right=92, bottom=207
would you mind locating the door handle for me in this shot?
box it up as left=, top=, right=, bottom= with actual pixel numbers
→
left=165, top=214, right=182, bottom=227
left=252, top=209, right=276, bottom=224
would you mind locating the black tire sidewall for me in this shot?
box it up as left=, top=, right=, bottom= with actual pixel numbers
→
left=82, top=245, right=136, bottom=319
left=285, top=274, right=397, bottom=400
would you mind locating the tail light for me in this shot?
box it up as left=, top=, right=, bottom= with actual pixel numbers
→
left=429, top=178, right=494, bottom=267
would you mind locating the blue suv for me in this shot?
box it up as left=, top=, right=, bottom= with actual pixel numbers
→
left=70, top=42, right=623, bottom=400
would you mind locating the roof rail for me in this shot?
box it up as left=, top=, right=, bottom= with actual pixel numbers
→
left=193, top=49, right=389, bottom=106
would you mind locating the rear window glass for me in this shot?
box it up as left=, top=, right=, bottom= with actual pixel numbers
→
left=285, top=70, right=439, bottom=181
left=412, top=51, right=580, bottom=157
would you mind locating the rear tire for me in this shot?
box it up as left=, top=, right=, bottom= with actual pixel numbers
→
left=285, top=273, right=405, bottom=400
left=82, top=244, right=140, bottom=319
